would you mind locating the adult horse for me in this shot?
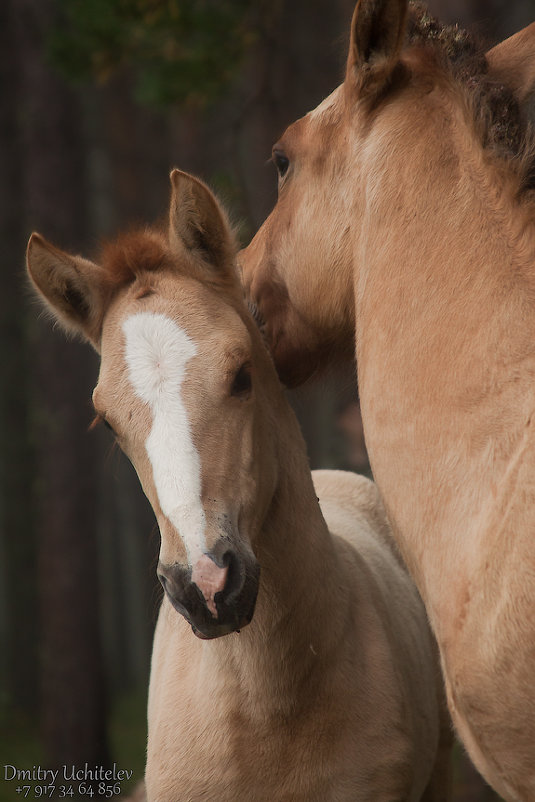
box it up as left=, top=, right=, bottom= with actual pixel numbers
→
left=26, top=171, right=450, bottom=800
left=241, top=2, right=535, bottom=800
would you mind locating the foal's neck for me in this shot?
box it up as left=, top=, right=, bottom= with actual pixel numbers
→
left=213, top=407, right=348, bottom=714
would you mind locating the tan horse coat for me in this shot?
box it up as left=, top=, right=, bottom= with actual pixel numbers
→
left=241, top=2, right=535, bottom=800
left=148, top=470, right=450, bottom=801
left=26, top=171, right=451, bottom=800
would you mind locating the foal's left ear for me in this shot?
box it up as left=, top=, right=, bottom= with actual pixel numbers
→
left=168, top=169, right=237, bottom=279
left=346, top=0, right=408, bottom=97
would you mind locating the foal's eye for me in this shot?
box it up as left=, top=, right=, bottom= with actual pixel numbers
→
left=273, top=149, right=290, bottom=179
left=230, top=363, right=253, bottom=398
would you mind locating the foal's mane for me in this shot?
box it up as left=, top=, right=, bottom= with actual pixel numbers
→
left=404, top=2, right=535, bottom=196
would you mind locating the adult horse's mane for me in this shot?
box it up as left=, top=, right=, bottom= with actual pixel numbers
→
left=403, top=2, right=535, bottom=195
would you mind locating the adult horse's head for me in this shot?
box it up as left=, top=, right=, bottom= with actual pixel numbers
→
left=26, top=171, right=284, bottom=639
left=240, top=0, right=535, bottom=387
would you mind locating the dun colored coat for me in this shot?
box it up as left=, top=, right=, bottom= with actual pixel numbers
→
left=240, top=2, right=535, bottom=800
left=26, top=171, right=451, bottom=800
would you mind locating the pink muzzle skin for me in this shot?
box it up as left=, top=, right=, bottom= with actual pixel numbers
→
left=191, top=554, right=229, bottom=618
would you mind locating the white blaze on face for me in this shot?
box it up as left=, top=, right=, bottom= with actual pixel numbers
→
left=122, top=312, right=206, bottom=565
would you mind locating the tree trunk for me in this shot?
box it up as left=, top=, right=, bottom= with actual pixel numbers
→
left=0, top=0, right=39, bottom=717
left=16, top=0, right=109, bottom=770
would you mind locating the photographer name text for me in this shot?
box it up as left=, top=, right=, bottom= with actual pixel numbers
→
left=4, top=765, right=132, bottom=784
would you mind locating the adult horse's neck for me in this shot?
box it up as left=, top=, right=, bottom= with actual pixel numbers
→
left=355, top=95, right=535, bottom=646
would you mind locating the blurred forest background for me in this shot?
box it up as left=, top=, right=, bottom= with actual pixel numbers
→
left=1, top=1, right=534, bottom=800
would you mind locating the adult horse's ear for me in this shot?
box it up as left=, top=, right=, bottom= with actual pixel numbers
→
left=346, top=0, right=408, bottom=96
left=169, top=169, right=236, bottom=278
left=26, top=232, right=106, bottom=347
left=487, top=22, right=535, bottom=124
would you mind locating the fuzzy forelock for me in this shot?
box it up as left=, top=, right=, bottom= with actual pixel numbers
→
left=98, top=228, right=171, bottom=290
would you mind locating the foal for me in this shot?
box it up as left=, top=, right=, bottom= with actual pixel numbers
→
left=27, top=171, right=451, bottom=801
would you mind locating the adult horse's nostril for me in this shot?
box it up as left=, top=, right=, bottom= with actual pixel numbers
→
left=248, top=299, right=265, bottom=328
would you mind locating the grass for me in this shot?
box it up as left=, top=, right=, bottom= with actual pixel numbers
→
left=0, top=708, right=44, bottom=802
left=108, top=689, right=147, bottom=796
left=0, top=689, right=147, bottom=802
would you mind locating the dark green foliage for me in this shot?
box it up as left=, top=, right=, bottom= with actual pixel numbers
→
left=48, top=0, right=257, bottom=106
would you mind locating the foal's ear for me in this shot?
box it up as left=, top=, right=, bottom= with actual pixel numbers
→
left=168, top=169, right=236, bottom=277
left=26, top=233, right=106, bottom=347
left=346, top=0, right=408, bottom=96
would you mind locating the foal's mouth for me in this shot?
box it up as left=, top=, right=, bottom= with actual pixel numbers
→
left=158, top=545, right=260, bottom=640
left=190, top=614, right=252, bottom=640
left=179, top=593, right=257, bottom=640
left=163, top=583, right=257, bottom=639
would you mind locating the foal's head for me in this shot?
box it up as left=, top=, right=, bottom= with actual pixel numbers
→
left=240, top=0, right=535, bottom=386
left=27, top=171, right=283, bottom=639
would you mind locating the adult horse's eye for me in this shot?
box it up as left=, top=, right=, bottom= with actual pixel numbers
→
left=230, top=363, right=252, bottom=398
left=273, top=149, right=290, bottom=179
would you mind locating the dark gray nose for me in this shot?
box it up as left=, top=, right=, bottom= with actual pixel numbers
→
left=157, top=542, right=260, bottom=639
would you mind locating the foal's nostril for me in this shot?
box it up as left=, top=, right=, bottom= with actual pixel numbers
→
left=221, top=549, right=244, bottom=603
left=157, top=544, right=259, bottom=636
left=158, top=571, right=168, bottom=590
left=157, top=564, right=188, bottom=603
left=191, top=554, right=229, bottom=619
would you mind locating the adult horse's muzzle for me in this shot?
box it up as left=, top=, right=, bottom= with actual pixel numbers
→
left=157, top=540, right=260, bottom=639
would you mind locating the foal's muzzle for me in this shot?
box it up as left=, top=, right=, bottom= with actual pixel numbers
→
left=157, top=541, right=260, bottom=639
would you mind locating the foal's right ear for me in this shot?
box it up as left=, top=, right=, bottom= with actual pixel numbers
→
left=26, top=233, right=106, bottom=347
left=346, top=0, right=408, bottom=96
